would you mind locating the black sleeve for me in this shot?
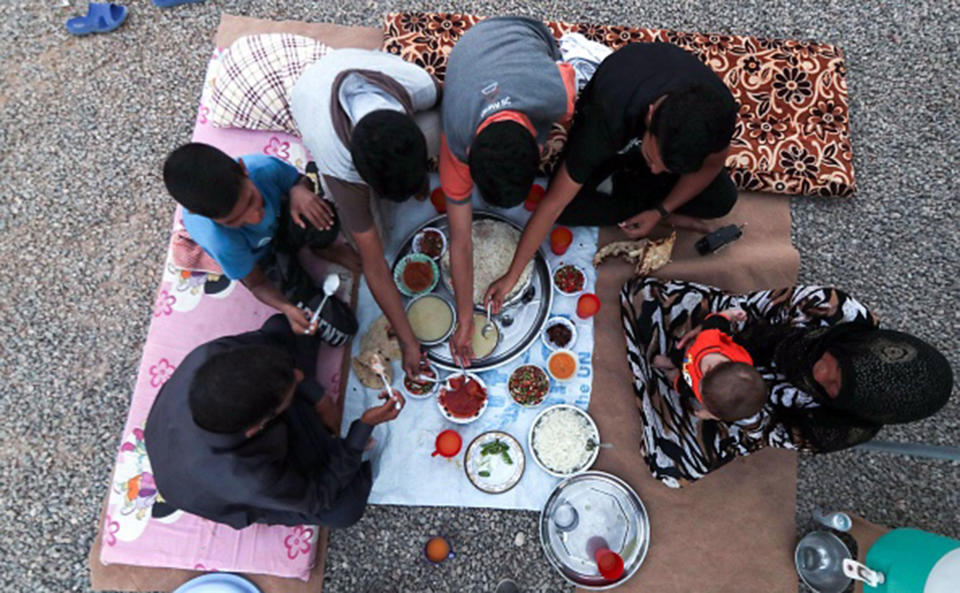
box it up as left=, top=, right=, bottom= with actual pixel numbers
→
left=563, top=95, right=619, bottom=185
left=296, top=378, right=327, bottom=405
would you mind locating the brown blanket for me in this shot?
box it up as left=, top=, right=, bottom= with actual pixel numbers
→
left=585, top=192, right=799, bottom=592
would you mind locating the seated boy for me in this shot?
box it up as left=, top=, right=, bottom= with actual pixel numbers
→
left=163, top=144, right=359, bottom=335
left=144, top=314, right=403, bottom=529
left=290, top=48, right=440, bottom=378
left=654, top=309, right=767, bottom=422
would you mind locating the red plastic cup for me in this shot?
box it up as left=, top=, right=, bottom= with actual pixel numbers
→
left=432, top=430, right=462, bottom=457
left=430, top=187, right=447, bottom=214
left=523, top=184, right=546, bottom=211
left=595, top=548, right=625, bottom=581
left=576, top=293, right=601, bottom=319
left=550, top=226, right=574, bottom=255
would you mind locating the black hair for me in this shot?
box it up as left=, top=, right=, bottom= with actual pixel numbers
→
left=648, top=84, right=737, bottom=174
left=469, top=121, right=538, bottom=208
left=188, top=345, right=296, bottom=434
left=163, top=143, right=245, bottom=218
left=700, top=361, right=767, bottom=422
left=350, top=110, right=428, bottom=202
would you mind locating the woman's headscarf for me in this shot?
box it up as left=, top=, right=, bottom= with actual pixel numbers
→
left=772, top=323, right=953, bottom=425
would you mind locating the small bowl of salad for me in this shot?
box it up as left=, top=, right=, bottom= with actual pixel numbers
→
left=552, top=262, right=587, bottom=297
left=508, top=364, right=551, bottom=407
left=401, top=362, right=441, bottom=400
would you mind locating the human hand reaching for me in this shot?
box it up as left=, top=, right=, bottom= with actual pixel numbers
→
left=450, top=317, right=475, bottom=367
left=360, top=390, right=405, bottom=426
left=618, top=210, right=661, bottom=239
left=483, top=272, right=518, bottom=315
left=289, top=184, right=335, bottom=230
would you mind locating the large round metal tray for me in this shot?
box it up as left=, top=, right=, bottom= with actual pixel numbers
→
left=393, top=211, right=553, bottom=372
left=539, top=471, right=650, bottom=590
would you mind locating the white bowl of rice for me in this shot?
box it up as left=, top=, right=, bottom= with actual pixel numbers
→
left=528, top=404, right=600, bottom=478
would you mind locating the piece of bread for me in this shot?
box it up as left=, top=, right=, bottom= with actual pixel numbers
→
left=351, top=351, right=393, bottom=389
left=593, top=232, right=676, bottom=276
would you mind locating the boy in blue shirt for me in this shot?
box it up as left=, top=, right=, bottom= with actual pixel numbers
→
left=163, top=143, right=359, bottom=334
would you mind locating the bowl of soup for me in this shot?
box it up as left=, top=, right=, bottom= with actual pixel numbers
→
left=406, top=294, right=456, bottom=346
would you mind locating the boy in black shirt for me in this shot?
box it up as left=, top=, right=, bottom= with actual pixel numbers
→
left=485, top=43, right=739, bottom=312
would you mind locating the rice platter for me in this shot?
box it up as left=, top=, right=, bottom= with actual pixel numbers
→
left=441, top=219, right=534, bottom=306
left=406, top=295, right=454, bottom=344
left=530, top=405, right=599, bottom=476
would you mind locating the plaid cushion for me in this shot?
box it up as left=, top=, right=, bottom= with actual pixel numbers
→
left=211, top=33, right=330, bottom=136
left=382, top=13, right=856, bottom=197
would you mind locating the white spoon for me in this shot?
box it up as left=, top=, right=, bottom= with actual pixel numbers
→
left=370, top=358, right=402, bottom=411
left=308, top=273, right=341, bottom=331
left=481, top=302, right=495, bottom=338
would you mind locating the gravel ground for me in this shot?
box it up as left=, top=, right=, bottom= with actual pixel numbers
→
left=0, top=1, right=956, bottom=592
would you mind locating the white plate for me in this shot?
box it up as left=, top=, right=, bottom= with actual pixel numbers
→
left=528, top=404, right=600, bottom=478
left=436, top=372, right=489, bottom=424
left=464, top=431, right=525, bottom=494
left=400, top=362, right=442, bottom=400
left=540, top=316, right=578, bottom=352
left=551, top=262, right=587, bottom=297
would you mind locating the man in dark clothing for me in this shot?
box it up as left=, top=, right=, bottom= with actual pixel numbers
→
left=484, top=43, right=739, bottom=312
left=144, top=314, right=403, bottom=529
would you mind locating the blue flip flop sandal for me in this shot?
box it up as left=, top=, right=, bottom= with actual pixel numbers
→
left=65, top=3, right=128, bottom=36
left=153, top=0, right=205, bottom=7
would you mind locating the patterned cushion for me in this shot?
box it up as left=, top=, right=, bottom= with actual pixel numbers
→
left=211, top=33, right=330, bottom=136
left=382, top=13, right=855, bottom=197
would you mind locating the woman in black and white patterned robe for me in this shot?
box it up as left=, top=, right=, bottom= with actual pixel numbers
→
left=621, top=278, right=953, bottom=488
left=620, top=278, right=875, bottom=488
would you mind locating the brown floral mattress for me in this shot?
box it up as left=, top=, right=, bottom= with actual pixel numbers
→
left=382, top=12, right=855, bottom=197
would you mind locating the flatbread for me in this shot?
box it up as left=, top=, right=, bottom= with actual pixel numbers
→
left=593, top=232, right=676, bottom=276
left=359, top=315, right=402, bottom=361
left=351, top=351, right=393, bottom=390
left=441, top=219, right=534, bottom=306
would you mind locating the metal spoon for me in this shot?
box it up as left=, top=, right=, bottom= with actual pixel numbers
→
left=308, top=273, right=341, bottom=331
left=481, top=302, right=495, bottom=338
left=586, top=439, right=614, bottom=451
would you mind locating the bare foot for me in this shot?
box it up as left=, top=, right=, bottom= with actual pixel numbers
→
left=663, top=213, right=712, bottom=234
left=313, top=242, right=362, bottom=273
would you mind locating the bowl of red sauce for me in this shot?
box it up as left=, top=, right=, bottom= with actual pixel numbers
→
left=437, top=373, right=489, bottom=424
left=394, top=253, right=439, bottom=297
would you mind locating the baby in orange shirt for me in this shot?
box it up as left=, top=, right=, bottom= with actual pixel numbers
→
left=653, top=309, right=767, bottom=422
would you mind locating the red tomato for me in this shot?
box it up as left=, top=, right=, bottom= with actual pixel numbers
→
left=430, top=187, right=447, bottom=214
left=523, top=184, right=546, bottom=211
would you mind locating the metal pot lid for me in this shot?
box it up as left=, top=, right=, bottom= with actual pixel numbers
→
left=539, top=471, right=650, bottom=590
left=392, top=211, right=553, bottom=372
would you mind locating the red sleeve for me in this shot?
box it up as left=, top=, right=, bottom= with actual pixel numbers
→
left=439, top=133, right=474, bottom=203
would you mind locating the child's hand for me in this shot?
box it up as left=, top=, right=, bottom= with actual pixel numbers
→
left=718, top=308, right=747, bottom=323
left=676, top=325, right=702, bottom=350
left=290, top=185, right=335, bottom=230
left=283, top=303, right=316, bottom=335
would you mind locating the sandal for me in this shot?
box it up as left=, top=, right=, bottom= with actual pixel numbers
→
left=152, top=0, right=205, bottom=7
left=65, top=3, right=128, bottom=36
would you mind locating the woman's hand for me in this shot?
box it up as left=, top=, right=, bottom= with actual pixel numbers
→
left=484, top=272, right=519, bottom=315
left=450, top=317, right=475, bottom=367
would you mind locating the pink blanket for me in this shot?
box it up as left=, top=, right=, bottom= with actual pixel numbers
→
left=98, top=50, right=345, bottom=581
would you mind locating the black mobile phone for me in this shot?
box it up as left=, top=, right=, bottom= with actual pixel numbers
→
left=695, top=224, right=743, bottom=255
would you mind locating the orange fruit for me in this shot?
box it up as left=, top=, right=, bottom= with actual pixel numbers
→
left=425, top=536, right=450, bottom=563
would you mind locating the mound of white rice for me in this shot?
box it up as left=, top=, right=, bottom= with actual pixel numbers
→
left=441, top=219, right=534, bottom=305
left=532, top=408, right=595, bottom=474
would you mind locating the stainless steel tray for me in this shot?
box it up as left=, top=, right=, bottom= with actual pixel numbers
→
left=539, top=471, right=650, bottom=590
left=392, top=211, right=553, bottom=372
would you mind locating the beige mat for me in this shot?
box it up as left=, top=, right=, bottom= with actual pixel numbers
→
left=584, top=192, right=800, bottom=592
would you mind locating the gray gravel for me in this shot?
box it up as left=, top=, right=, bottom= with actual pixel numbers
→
left=0, top=1, right=957, bottom=592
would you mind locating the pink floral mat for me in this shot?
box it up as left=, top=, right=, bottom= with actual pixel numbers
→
left=98, top=50, right=345, bottom=581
